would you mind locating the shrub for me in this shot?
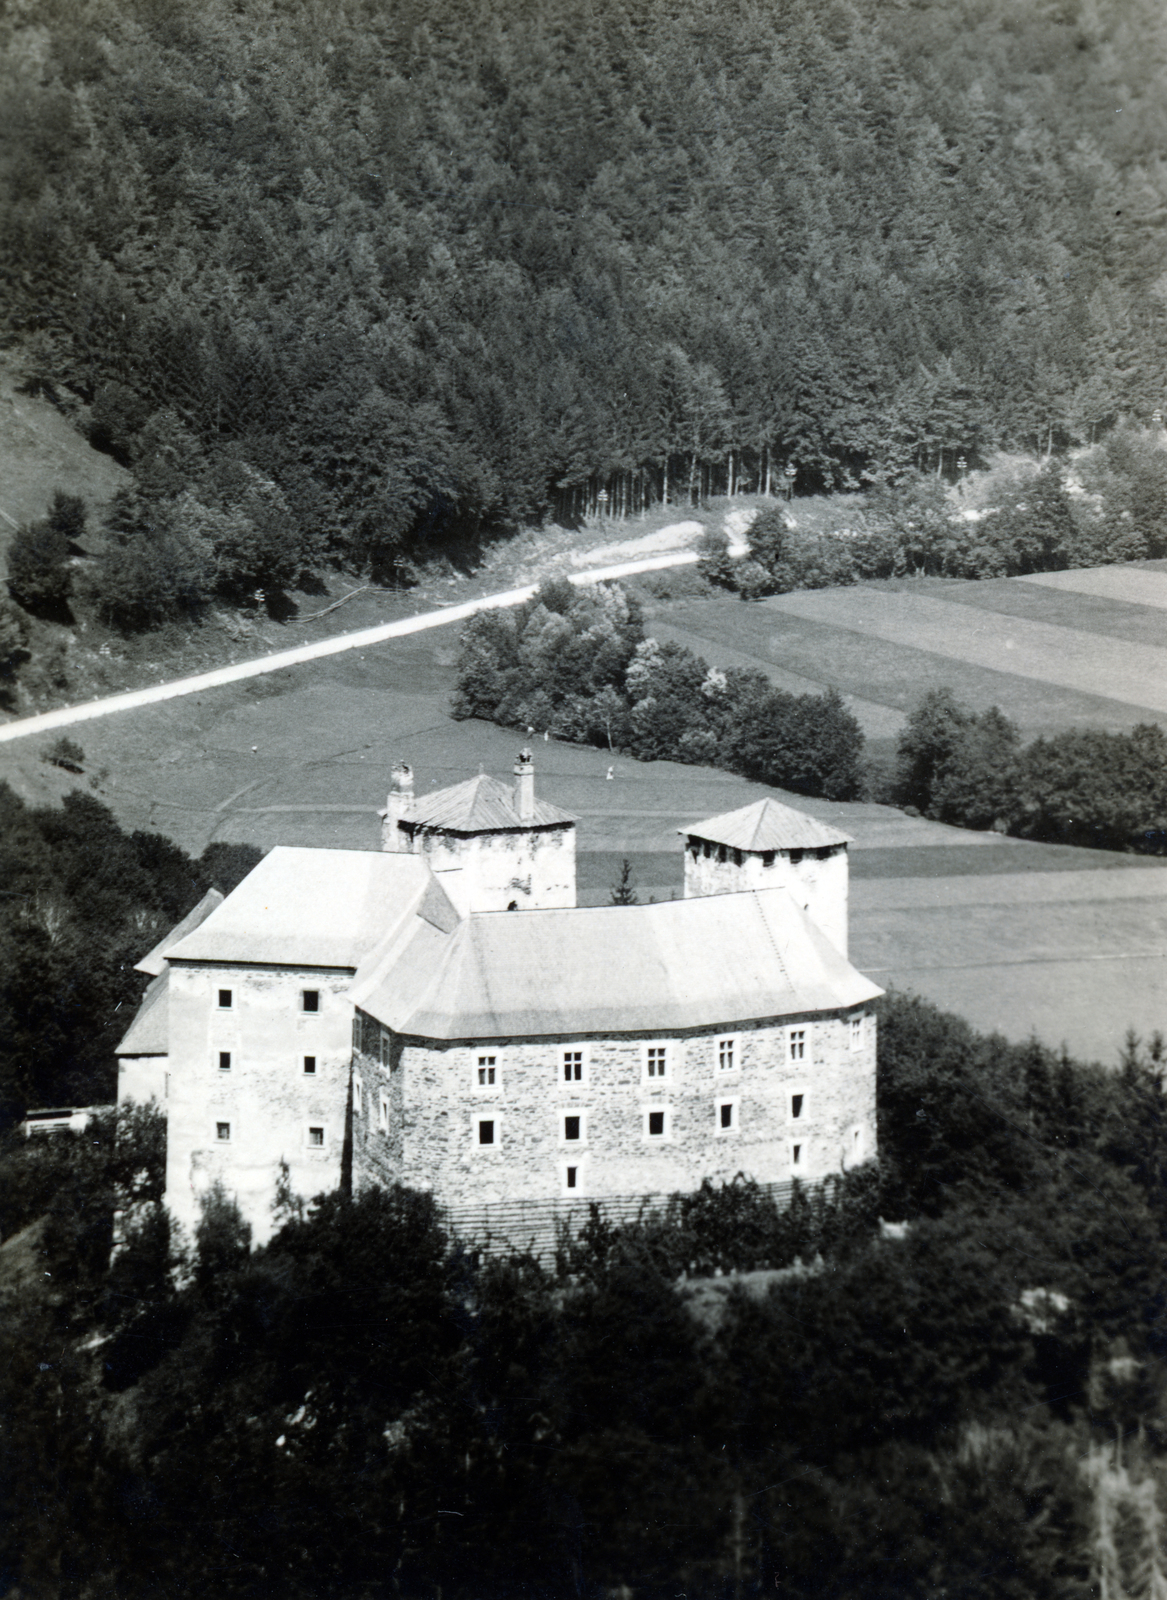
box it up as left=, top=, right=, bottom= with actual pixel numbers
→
left=41, top=736, right=85, bottom=772
left=7, top=518, right=73, bottom=610
left=81, top=489, right=215, bottom=630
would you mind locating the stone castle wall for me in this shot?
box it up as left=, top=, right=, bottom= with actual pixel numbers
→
left=683, top=843, right=849, bottom=955
left=351, top=1010, right=876, bottom=1207
left=164, top=962, right=355, bottom=1246
left=411, top=825, right=576, bottom=913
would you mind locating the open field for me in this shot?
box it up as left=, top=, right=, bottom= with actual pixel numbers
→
left=650, top=561, right=1167, bottom=752
left=3, top=578, right=1167, bottom=1067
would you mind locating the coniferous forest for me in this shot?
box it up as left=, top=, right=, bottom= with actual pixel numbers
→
left=8, top=3, right=1167, bottom=1595
left=3, top=0, right=1167, bottom=601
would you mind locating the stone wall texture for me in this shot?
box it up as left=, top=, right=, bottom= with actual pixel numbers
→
left=164, top=962, right=355, bottom=1246
left=412, top=825, right=576, bottom=913
left=352, top=1010, right=876, bottom=1208
left=683, top=843, right=849, bottom=955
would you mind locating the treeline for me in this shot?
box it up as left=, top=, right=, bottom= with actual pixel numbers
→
left=453, top=579, right=865, bottom=798
left=0, top=782, right=260, bottom=1126
left=702, top=433, right=1167, bottom=597
left=2, top=0, right=1166, bottom=595
left=889, top=689, right=1167, bottom=851
left=5, top=997, right=1167, bottom=1597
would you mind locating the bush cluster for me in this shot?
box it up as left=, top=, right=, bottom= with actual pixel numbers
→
left=889, top=688, right=1167, bottom=851
left=453, top=579, right=865, bottom=799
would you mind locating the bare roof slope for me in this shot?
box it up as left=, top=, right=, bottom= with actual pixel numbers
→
left=356, top=888, right=880, bottom=1040
left=407, top=774, right=575, bottom=833
left=681, top=797, right=851, bottom=852
left=116, top=971, right=170, bottom=1056
left=134, top=887, right=225, bottom=976
left=166, top=848, right=453, bottom=969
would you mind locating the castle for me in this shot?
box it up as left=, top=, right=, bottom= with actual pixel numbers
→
left=117, top=753, right=882, bottom=1248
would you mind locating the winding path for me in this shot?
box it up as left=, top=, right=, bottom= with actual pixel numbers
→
left=0, top=550, right=699, bottom=745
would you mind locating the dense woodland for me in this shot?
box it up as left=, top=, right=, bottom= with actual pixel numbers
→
left=3, top=0, right=1167, bottom=607
left=0, top=782, right=260, bottom=1126
left=3, top=1001, right=1167, bottom=1598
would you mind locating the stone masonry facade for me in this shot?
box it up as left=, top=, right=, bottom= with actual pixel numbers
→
left=351, top=1008, right=876, bottom=1208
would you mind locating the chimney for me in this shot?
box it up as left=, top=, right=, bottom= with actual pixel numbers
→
left=514, top=748, right=535, bottom=822
left=379, top=762, right=414, bottom=852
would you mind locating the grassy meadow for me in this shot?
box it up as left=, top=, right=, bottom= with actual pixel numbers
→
left=3, top=558, right=1167, bottom=1063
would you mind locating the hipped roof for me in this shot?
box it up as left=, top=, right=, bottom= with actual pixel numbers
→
left=681, top=797, right=851, bottom=853
left=405, top=773, right=575, bottom=834
left=134, top=887, right=225, bottom=976
left=165, top=847, right=455, bottom=969
left=354, top=888, right=880, bottom=1041
left=116, top=971, right=170, bottom=1056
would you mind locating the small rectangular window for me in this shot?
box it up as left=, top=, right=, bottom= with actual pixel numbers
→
left=307, top=1126, right=324, bottom=1147
left=566, top=1165, right=578, bottom=1189
left=353, top=1073, right=363, bottom=1116
left=791, top=1093, right=804, bottom=1120
left=379, top=1094, right=389, bottom=1133
left=477, top=1055, right=496, bottom=1086
left=303, top=1055, right=316, bottom=1075
left=789, top=1028, right=806, bottom=1062
left=218, top=1051, right=231, bottom=1072
left=217, top=989, right=233, bottom=1010
left=564, top=1115, right=581, bottom=1142
left=216, top=1121, right=231, bottom=1142
left=791, top=1142, right=802, bottom=1167
left=648, top=1110, right=665, bottom=1137
left=478, top=1119, right=495, bottom=1146
left=720, top=1102, right=733, bottom=1129
left=646, top=1045, right=668, bottom=1079
left=379, top=1030, right=391, bottom=1069
left=851, top=1015, right=863, bottom=1050
left=302, top=990, right=320, bottom=1013
left=717, top=1037, right=735, bottom=1073
left=563, top=1049, right=584, bottom=1082
left=352, top=1015, right=361, bottom=1049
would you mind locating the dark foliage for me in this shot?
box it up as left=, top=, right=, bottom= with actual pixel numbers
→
left=7, top=997, right=1167, bottom=1600
left=889, top=689, right=1167, bottom=851
left=0, top=783, right=262, bottom=1124
left=2, top=0, right=1166, bottom=615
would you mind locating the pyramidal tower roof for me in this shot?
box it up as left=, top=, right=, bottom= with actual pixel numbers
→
left=680, top=797, right=851, bottom=853
left=408, top=773, right=575, bottom=833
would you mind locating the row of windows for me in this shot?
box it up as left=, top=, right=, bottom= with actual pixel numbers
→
left=216, top=987, right=321, bottom=1013
left=467, top=1098, right=839, bottom=1146
left=689, top=840, right=835, bottom=866
left=466, top=1028, right=861, bottom=1091
left=214, top=1121, right=327, bottom=1148
left=218, top=1053, right=318, bottom=1073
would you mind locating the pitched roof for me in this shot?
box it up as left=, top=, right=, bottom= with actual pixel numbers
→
left=681, top=798, right=851, bottom=853
left=116, top=971, right=170, bottom=1056
left=406, top=773, right=575, bottom=833
left=354, top=888, right=880, bottom=1041
left=134, top=887, right=225, bottom=976
left=165, top=848, right=457, bottom=969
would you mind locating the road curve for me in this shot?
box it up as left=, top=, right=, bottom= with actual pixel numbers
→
left=0, top=550, right=699, bottom=745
